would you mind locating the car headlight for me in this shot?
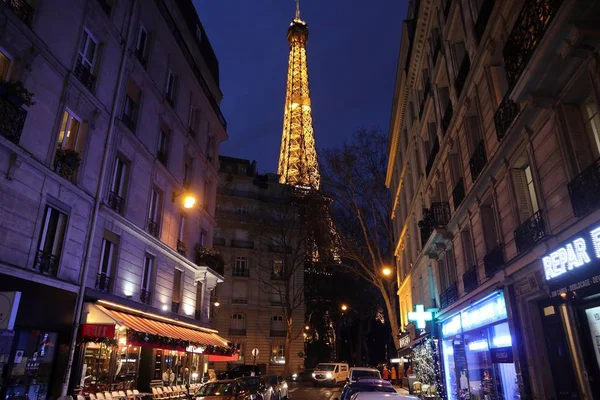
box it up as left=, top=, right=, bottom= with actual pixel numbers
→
left=326, top=372, right=333, bottom=379
left=292, top=373, right=298, bottom=379
left=312, top=373, right=316, bottom=378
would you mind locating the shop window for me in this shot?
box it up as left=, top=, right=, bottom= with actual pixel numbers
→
left=35, top=205, right=67, bottom=275
left=270, top=342, right=285, bottom=365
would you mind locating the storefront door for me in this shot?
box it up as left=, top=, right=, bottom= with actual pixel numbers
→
left=577, top=301, right=600, bottom=398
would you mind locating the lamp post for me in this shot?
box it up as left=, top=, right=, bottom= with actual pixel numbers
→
left=172, top=191, right=197, bottom=209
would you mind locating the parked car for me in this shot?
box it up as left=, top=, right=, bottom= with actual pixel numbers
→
left=262, top=374, right=288, bottom=400
left=350, top=393, right=418, bottom=400
left=336, top=380, right=397, bottom=400
left=194, top=380, right=255, bottom=399
left=289, top=369, right=313, bottom=382
left=218, top=365, right=262, bottom=380
left=312, top=363, right=350, bottom=386
left=348, top=368, right=381, bottom=384
left=236, top=376, right=266, bottom=399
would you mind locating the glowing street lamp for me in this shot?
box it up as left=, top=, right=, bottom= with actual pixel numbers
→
left=341, top=304, right=348, bottom=312
left=173, top=191, right=197, bottom=209
left=382, top=266, right=393, bottom=276
left=305, top=325, right=310, bottom=330
left=214, top=301, right=220, bottom=307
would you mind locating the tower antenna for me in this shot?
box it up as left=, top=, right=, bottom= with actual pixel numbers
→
left=295, top=0, right=300, bottom=20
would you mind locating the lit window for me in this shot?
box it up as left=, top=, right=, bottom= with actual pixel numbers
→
left=0, top=50, right=11, bottom=81
left=57, top=110, right=82, bottom=151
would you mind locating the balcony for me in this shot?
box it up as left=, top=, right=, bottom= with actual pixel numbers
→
left=439, top=282, right=458, bottom=309
left=140, top=289, right=151, bottom=305
left=418, top=202, right=451, bottom=246
left=568, top=158, right=600, bottom=217
left=463, top=267, right=478, bottom=293
left=32, top=251, right=59, bottom=276
left=2, top=0, right=33, bottom=25
left=231, top=298, right=248, bottom=304
left=503, top=0, right=564, bottom=88
left=171, top=301, right=180, bottom=313
left=229, top=329, right=247, bottom=336
left=270, top=330, right=286, bottom=338
left=177, top=240, right=187, bottom=256
left=469, top=140, right=487, bottom=183
left=0, top=95, right=27, bottom=144
left=95, top=272, right=111, bottom=292
left=514, top=210, right=546, bottom=254
left=108, top=191, right=124, bottom=214
left=425, top=137, right=440, bottom=177
left=268, top=244, right=292, bottom=253
left=232, top=268, right=250, bottom=277
left=231, top=239, right=254, bottom=249
left=441, top=102, right=453, bottom=136
left=483, top=244, right=504, bottom=278
left=73, top=60, right=96, bottom=92
left=157, top=151, right=168, bottom=165
left=454, top=55, right=471, bottom=98
left=54, top=159, right=76, bottom=182
left=213, top=237, right=226, bottom=246
left=474, top=0, right=495, bottom=41
left=452, top=178, right=466, bottom=211
left=494, top=94, right=520, bottom=141
left=147, top=219, right=159, bottom=238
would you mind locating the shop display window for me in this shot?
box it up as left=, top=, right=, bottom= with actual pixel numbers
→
left=154, top=349, right=205, bottom=385
left=82, top=343, right=141, bottom=393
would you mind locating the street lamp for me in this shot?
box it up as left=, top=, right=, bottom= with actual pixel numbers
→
left=305, top=325, right=310, bottom=330
left=341, top=304, right=348, bottom=312
left=213, top=301, right=220, bottom=307
left=172, top=191, right=197, bottom=209
left=382, top=266, right=393, bottom=276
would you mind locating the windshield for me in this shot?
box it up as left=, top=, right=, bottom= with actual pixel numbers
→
left=351, top=370, right=381, bottom=380
left=315, top=364, right=337, bottom=371
left=341, top=385, right=396, bottom=400
left=197, top=383, right=234, bottom=396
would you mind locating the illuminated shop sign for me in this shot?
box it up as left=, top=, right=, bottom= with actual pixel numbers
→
left=408, top=304, right=434, bottom=329
left=441, top=292, right=507, bottom=338
left=398, top=333, right=411, bottom=349
left=542, top=226, right=600, bottom=281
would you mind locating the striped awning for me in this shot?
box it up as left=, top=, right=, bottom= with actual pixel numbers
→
left=97, top=305, right=228, bottom=348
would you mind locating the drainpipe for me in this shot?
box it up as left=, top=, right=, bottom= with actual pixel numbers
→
left=61, top=0, right=137, bottom=395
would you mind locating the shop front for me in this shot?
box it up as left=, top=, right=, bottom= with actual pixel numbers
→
left=439, top=291, right=518, bottom=400
left=74, top=300, right=237, bottom=395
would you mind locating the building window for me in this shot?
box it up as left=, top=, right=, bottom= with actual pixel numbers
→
left=148, top=188, right=162, bottom=237
left=583, top=96, right=600, bottom=160
left=200, top=230, right=207, bottom=247
left=512, top=160, right=539, bottom=222
left=135, top=26, right=148, bottom=65
left=230, top=313, right=246, bottom=335
left=461, top=228, right=476, bottom=268
left=270, top=343, right=285, bottom=365
left=481, top=202, right=500, bottom=251
left=177, top=215, right=187, bottom=255
left=109, top=157, right=128, bottom=214
left=34, top=206, right=67, bottom=276
left=232, top=280, right=248, bottom=304
left=203, top=180, right=211, bottom=211
left=77, top=29, right=98, bottom=72
left=188, top=106, right=199, bottom=136
left=97, top=236, right=116, bottom=292
left=233, top=256, right=248, bottom=277
left=55, top=110, right=85, bottom=181
left=57, top=110, right=83, bottom=151
left=172, top=269, right=183, bottom=313
left=157, top=126, right=169, bottom=164
left=122, top=80, right=141, bottom=131
left=141, top=256, right=153, bottom=304
left=183, top=156, right=193, bottom=187
left=206, top=134, right=214, bottom=161
left=0, top=49, right=12, bottom=80
left=165, top=70, right=177, bottom=105
left=271, top=315, right=285, bottom=333
left=236, top=205, right=248, bottom=216
left=272, top=260, right=283, bottom=280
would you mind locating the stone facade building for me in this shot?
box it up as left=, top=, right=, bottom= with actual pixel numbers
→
left=387, top=0, right=600, bottom=398
left=211, top=156, right=306, bottom=376
left=0, top=0, right=228, bottom=398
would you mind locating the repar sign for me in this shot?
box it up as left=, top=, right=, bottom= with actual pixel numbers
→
left=542, top=227, right=600, bottom=281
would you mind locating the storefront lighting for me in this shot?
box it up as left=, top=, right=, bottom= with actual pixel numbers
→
left=162, top=304, right=168, bottom=311
left=492, top=335, right=512, bottom=347
left=467, top=340, right=489, bottom=351
left=119, top=326, right=126, bottom=332
left=192, top=373, right=199, bottom=379
left=118, top=337, right=127, bottom=346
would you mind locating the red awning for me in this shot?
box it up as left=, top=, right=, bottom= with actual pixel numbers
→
left=209, top=354, right=239, bottom=362
left=98, top=306, right=228, bottom=348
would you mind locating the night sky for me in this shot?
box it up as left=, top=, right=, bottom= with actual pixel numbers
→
left=193, top=1, right=407, bottom=173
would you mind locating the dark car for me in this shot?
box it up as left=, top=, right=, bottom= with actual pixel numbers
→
left=236, top=376, right=267, bottom=399
left=289, top=369, right=313, bottom=382
left=218, top=365, right=262, bottom=380
left=194, top=380, right=255, bottom=400
left=336, top=380, right=397, bottom=400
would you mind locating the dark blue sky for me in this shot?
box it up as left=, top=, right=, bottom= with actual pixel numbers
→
left=193, top=1, right=407, bottom=173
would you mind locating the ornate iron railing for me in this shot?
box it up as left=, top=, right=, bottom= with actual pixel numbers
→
left=108, top=191, right=124, bottom=214
left=140, top=289, right=151, bottom=305
left=0, top=96, right=27, bottom=144
left=270, top=330, right=287, bottom=338
left=268, top=244, right=292, bottom=253
left=469, top=140, right=487, bottom=182
left=503, top=0, right=564, bottom=88
left=419, top=202, right=451, bottom=246
left=474, top=0, right=495, bottom=41
left=568, top=158, right=600, bottom=217
left=463, top=267, right=478, bottom=293
left=95, top=272, right=111, bottom=292
left=177, top=240, right=187, bottom=256
left=452, top=178, right=466, bottom=211
left=231, top=239, right=254, bottom=249
left=484, top=244, right=504, bottom=278
left=425, top=137, right=440, bottom=177
left=229, top=329, right=247, bottom=336
left=171, top=301, right=180, bottom=313
left=232, top=267, right=250, bottom=277
left=2, top=0, right=33, bottom=25
left=231, top=298, right=248, bottom=304
left=442, top=102, right=453, bottom=135
left=73, top=60, right=96, bottom=91
left=32, top=251, right=59, bottom=276
left=440, top=282, right=459, bottom=309
left=514, top=210, right=546, bottom=254
left=147, top=219, right=159, bottom=237
left=54, top=159, right=76, bottom=181
left=494, top=94, right=520, bottom=141
left=454, top=54, right=471, bottom=98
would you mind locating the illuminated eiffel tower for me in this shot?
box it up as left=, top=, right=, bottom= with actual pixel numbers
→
left=277, top=0, right=320, bottom=190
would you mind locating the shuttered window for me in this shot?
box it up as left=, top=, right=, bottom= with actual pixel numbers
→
left=583, top=97, right=600, bottom=160
left=461, top=228, right=476, bottom=268
left=480, top=204, right=499, bottom=251
left=172, top=269, right=183, bottom=303
left=488, top=65, right=509, bottom=107
left=512, top=161, right=539, bottom=223
left=464, top=116, right=482, bottom=154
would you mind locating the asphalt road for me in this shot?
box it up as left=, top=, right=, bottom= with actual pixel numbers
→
left=287, top=382, right=344, bottom=400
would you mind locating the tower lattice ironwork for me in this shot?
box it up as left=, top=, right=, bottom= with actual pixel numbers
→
left=277, top=0, right=320, bottom=190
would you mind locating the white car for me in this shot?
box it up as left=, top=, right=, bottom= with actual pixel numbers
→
left=348, top=367, right=381, bottom=384
left=312, top=362, right=349, bottom=385
left=350, top=393, right=419, bottom=400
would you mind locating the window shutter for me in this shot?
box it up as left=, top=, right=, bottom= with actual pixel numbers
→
left=488, top=66, right=508, bottom=107
left=560, top=104, right=595, bottom=172
left=465, top=116, right=481, bottom=153
left=172, top=269, right=182, bottom=302
left=512, top=168, right=532, bottom=222
left=480, top=205, right=499, bottom=250
left=461, top=229, right=475, bottom=268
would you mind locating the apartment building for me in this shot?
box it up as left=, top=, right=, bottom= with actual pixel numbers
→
left=0, top=0, right=229, bottom=398
left=210, top=156, right=305, bottom=376
left=387, top=0, right=600, bottom=398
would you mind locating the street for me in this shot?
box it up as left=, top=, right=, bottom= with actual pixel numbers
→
left=287, top=382, right=344, bottom=400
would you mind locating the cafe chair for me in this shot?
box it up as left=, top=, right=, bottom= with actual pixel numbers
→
left=96, top=393, right=105, bottom=400
left=104, top=392, right=113, bottom=400
left=412, top=381, right=422, bottom=395
left=89, top=394, right=98, bottom=400
left=132, top=389, right=143, bottom=398
left=77, top=395, right=86, bottom=400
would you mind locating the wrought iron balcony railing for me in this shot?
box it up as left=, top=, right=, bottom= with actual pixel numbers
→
left=147, top=219, right=159, bottom=237
left=231, top=298, right=248, bottom=304
left=503, top=0, right=564, bottom=88
left=425, top=137, right=440, bottom=177
left=494, top=94, right=520, bottom=141
left=232, top=267, right=250, bottom=277
left=442, top=102, right=453, bottom=136
left=463, top=267, right=478, bottom=293
left=0, top=95, right=27, bottom=144
left=108, top=191, right=124, bottom=214
left=2, top=0, right=33, bottom=25
left=271, top=300, right=282, bottom=306
left=469, top=140, right=487, bottom=182
left=440, top=282, right=459, bottom=309
left=54, top=160, right=76, bottom=182
left=452, top=177, right=466, bottom=211
left=514, top=210, right=546, bottom=254
left=73, top=60, right=96, bottom=92
left=140, top=289, right=151, bottom=305
left=268, top=244, right=292, bottom=253
left=568, top=158, right=600, bottom=217
left=95, top=272, right=111, bottom=292
left=231, top=239, right=254, bottom=249
left=484, top=244, right=505, bottom=278
left=454, top=54, right=471, bottom=98
left=270, top=330, right=287, bottom=338
left=177, top=240, right=187, bottom=256
left=213, top=237, right=226, bottom=246
left=229, top=329, right=247, bottom=336
left=171, top=301, right=180, bottom=313
left=418, top=202, right=451, bottom=246
left=32, top=251, right=59, bottom=276
left=474, top=0, right=495, bottom=41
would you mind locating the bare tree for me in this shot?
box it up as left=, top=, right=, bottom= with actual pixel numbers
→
left=321, top=127, right=400, bottom=352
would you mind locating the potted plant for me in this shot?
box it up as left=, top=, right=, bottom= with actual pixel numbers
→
left=55, top=148, right=82, bottom=168
left=194, top=245, right=225, bottom=275
left=0, top=81, right=36, bottom=107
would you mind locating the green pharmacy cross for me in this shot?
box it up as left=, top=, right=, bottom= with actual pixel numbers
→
left=408, top=304, right=434, bottom=329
